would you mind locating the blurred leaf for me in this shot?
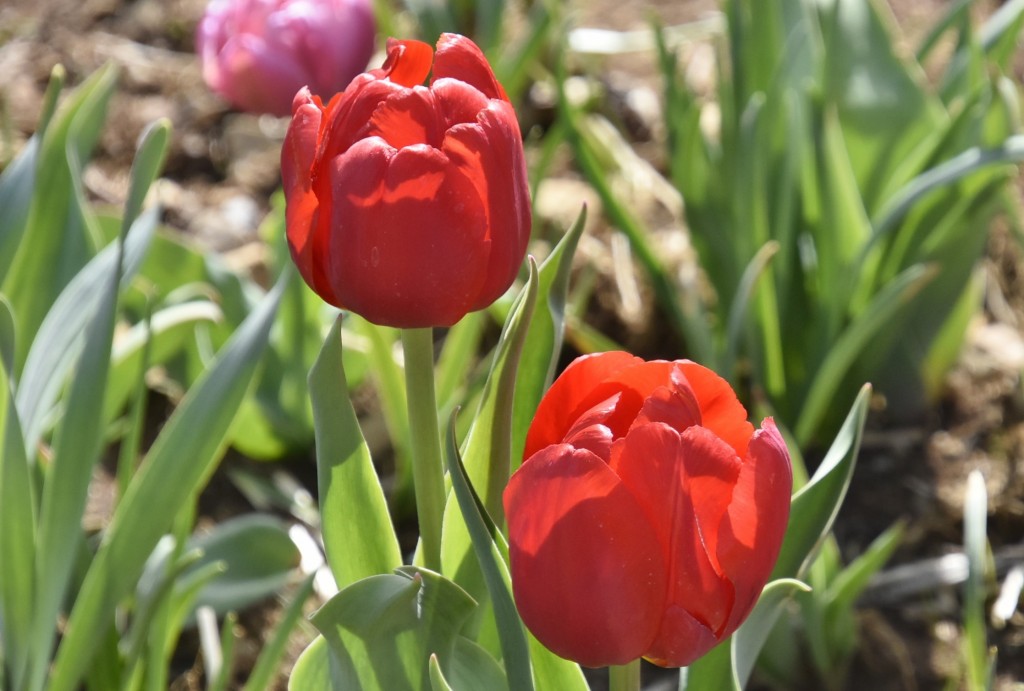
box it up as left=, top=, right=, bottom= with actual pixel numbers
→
left=46, top=272, right=285, bottom=691
left=963, top=470, right=994, bottom=690
left=796, top=264, right=934, bottom=445
left=105, top=299, right=224, bottom=425
left=26, top=183, right=127, bottom=691
left=243, top=574, right=316, bottom=691
left=17, top=204, right=158, bottom=456
left=0, top=301, right=35, bottom=690
left=311, top=568, right=477, bottom=690
left=179, top=514, right=300, bottom=618
left=309, top=315, right=401, bottom=588
left=3, top=64, right=118, bottom=369
left=511, top=206, right=585, bottom=469
left=444, top=412, right=534, bottom=691
left=774, top=385, right=871, bottom=581
left=0, top=65, right=64, bottom=285
left=825, top=521, right=904, bottom=612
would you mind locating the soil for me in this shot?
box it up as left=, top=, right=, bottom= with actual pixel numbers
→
left=2, top=0, right=1023, bottom=689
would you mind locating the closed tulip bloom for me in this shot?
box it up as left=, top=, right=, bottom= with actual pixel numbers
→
left=281, top=34, right=531, bottom=328
left=196, top=0, right=375, bottom=116
left=504, top=352, right=793, bottom=668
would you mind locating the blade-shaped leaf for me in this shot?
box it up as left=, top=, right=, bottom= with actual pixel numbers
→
left=309, top=316, right=401, bottom=588
left=511, top=207, right=586, bottom=469
left=0, top=303, right=36, bottom=690
left=774, top=385, right=871, bottom=581
left=46, top=272, right=285, bottom=691
left=444, top=413, right=534, bottom=691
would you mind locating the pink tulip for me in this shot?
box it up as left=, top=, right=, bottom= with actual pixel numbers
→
left=196, top=0, right=376, bottom=116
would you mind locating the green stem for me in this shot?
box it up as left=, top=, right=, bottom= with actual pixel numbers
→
left=609, top=659, right=641, bottom=691
left=401, top=327, right=446, bottom=572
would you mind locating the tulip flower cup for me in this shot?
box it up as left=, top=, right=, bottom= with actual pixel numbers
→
left=504, top=351, right=793, bottom=670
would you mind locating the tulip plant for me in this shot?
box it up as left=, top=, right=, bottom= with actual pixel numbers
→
left=0, top=0, right=1009, bottom=689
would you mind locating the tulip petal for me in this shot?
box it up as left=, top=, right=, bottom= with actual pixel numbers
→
left=631, top=366, right=702, bottom=432
left=433, top=33, right=507, bottom=101
left=504, top=444, right=667, bottom=668
left=717, top=418, right=793, bottom=635
left=282, top=93, right=335, bottom=302
left=325, top=138, right=490, bottom=327
left=643, top=604, right=718, bottom=668
left=612, top=424, right=739, bottom=639
left=432, top=77, right=491, bottom=129
left=678, top=361, right=755, bottom=458
left=523, top=351, right=641, bottom=460
left=367, top=86, right=443, bottom=149
left=562, top=393, right=620, bottom=462
left=380, top=38, right=433, bottom=87
left=442, top=100, right=531, bottom=311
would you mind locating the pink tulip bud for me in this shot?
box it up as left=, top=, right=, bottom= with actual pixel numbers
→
left=196, top=0, right=376, bottom=117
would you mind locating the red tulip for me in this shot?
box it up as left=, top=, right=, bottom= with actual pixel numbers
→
left=281, top=34, right=531, bottom=328
left=503, top=352, right=792, bottom=668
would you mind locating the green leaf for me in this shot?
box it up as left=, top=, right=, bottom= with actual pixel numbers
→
left=0, top=302, right=36, bottom=690
left=3, top=64, right=118, bottom=369
left=428, top=655, right=455, bottom=691
left=311, top=568, right=477, bottom=690
left=444, top=412, right=534, bottom=691
left=309, top=316, right=401, bottom=588
left=732, top=579, right=811, bottom=686
left=46, top=271, right=285, bottom=691
left=774, top=385, right=871, bottom=581
left=681, top=579, right=809, bottom=691
left=17, top=204, right=158, bottom=455
left=448, top=637, right=509, bottom=691
left=288, top=637, right=332, bottom=691
left=0, top=65, right=65, bottom=286
left=180, top=514, right=300, bottom=618
left=795, top=265, right=934, bottom=445
left=26, top=183, right=128, bottom=691
left=824, top=521, right=903, bottom=612
left=963, top=470, right=994, bottom=691
left=511, top=207, right=586, bottom=469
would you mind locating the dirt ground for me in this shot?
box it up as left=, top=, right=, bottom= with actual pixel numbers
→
left=2, top=0, right=1024, bottom=689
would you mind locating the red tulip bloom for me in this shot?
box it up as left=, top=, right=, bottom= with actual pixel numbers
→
left=282, top=34, right=531, bottom=328
left=504, top=352, right=793, bottom=668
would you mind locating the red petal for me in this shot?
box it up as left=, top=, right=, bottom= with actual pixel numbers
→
left=523, top=352, right=641, bottom=460
left=431, top=77, right=491, bottom=128
left=504, top=444, right=667, bottom=668
left=562, top=393, right=621, bottom=461
left=442, top=100, right=531, bottom=312
left=381, top=38, right=433, bottom=87
left=366, top=86, right=443, bottom=149
left=631, top=366, right=702, bottom=432
left=324, top=138, right=489, bottom=327
left=432, top=33, right=507, bottom=101
left=283, top=92, right=335, bottom=303
left=612, top=423, right=740, bottom=637
left=717, top=418, right=793, bottom=635
left=678, top=361, right=755, bottom=458
left=643, top=604, right=719, bottom=668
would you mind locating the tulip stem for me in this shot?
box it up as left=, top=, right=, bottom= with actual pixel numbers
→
left=401, top=327, right=445, bottom=572
left=609, top=659, right=641, bottom=691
